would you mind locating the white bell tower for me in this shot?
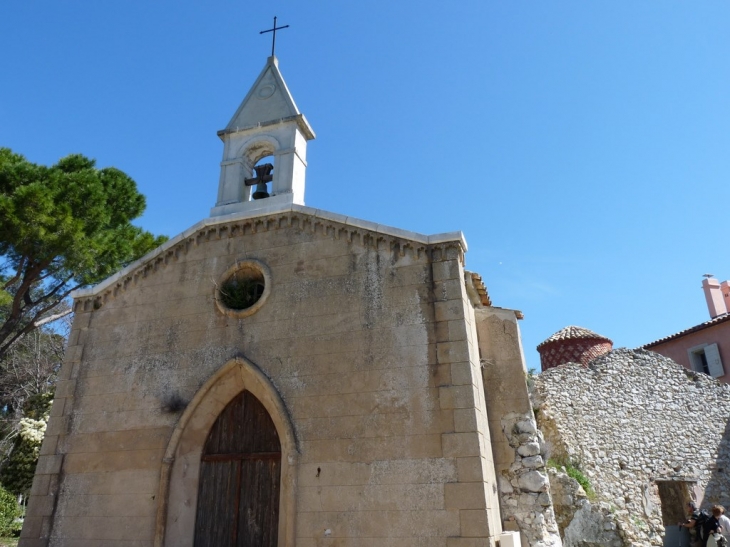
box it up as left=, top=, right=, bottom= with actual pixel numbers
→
left=211, top=55, right=315, bottom=217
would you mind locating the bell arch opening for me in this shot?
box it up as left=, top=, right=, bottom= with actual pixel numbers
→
left=194, top=390, right=281, bottom=547
left=245, top=156, right=275, bottom=201
left=240, top=137, right=278, bottom=202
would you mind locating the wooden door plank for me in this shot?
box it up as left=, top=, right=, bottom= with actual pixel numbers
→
left=195, top=390, right=282, bottom=547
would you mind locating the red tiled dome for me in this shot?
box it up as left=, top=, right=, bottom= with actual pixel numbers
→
left=537, top=326, right=613, bottom=372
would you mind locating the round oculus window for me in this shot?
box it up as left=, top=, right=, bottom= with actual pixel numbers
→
left=215, top=260, right=271, bottom=318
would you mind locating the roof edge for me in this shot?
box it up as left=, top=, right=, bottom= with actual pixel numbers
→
left=224, top=56, right=302, bottom=132
left=71, top=204, right=467, bottom=299
left=537, top=325, right=612, bottom=350
left=218, top=113, right=315, bottom=141
left=642, top=313, right=730, bottom=348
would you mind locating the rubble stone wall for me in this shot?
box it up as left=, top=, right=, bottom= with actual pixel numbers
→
left=532, top=349, right=730, bottom=547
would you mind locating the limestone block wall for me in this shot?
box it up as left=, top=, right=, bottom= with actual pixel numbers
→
left=474, top=307, right=562, bottom=547
left=532, top=349, right=730, bottom=547
left=21, top=211, right=502, bottom=547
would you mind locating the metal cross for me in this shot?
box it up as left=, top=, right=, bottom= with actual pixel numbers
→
left=260, top=16, right=289, bottom=57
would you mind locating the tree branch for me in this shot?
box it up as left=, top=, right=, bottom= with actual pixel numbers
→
left=0, top=284, right=78, bottom=360
left=9, top=260, right=49, bottom=318
left=1, top=257, right=26, bottom=290
left=24, top=275, right=72, bottom=308
left=29, top=284, right=78, bottom=321
left=33, top=308, right=73, bottom=329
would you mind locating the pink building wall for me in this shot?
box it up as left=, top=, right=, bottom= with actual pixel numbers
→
left=646, top=320, right=730, bottom=385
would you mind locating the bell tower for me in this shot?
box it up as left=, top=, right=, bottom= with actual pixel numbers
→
left=211, top=55, right=315, bottom=217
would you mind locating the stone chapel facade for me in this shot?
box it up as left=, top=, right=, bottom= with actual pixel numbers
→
left=19, top=56, right=559, bottom=547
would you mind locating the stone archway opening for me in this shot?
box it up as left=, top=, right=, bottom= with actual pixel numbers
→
left=157, top=358, right=298, bottom=547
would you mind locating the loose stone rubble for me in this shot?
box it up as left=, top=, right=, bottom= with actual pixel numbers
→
left=498, top=411, right=562, bottom=546
left=548, top=466, right=622, bottom=547
left=532, top=348, right=730, bottom=547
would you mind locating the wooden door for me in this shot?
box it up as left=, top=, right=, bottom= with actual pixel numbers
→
left=194, top=390, right=281, bottom=547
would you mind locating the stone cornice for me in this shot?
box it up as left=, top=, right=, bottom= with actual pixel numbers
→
left=217, top=114, right=315, bottom=141
left=71, top=204, right=467, bottom=307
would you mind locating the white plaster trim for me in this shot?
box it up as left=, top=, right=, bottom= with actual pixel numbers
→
left=219, top=115, right=315, bottom=141
left=220, top=159, right=245, bottom=167
left=71, top=204, right=467, bottom=299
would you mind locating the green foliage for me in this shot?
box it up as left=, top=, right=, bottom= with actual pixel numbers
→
left=0, top=484, right=21, bottom=537
left=0, top=417, right=46, bottom=496
left=22, top=392, right=54, bottom=421
left=219, top=277, right=264, bottom=310
left=0, top=326, right=62, bottom=501
left=0, top=148, right=167, bottom=358
left=0, top=390, right=53, bottom=496
left=0, top=290, right=10, bottom=311
left=547, top=458, right=596, bottom=499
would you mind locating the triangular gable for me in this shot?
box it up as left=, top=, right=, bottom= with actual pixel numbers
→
left=225, top=57, right=300, bottom=130
left=71, top=204, right=467, bottom=302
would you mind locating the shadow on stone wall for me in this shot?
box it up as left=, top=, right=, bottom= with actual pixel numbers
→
left=703, top=413, right=730, bottom=508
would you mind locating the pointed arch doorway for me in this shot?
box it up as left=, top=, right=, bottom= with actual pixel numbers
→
left=194, top=390, right=281, bottom=547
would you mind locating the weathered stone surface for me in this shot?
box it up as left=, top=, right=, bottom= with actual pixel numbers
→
left=518, top=471, right=549, bottom=493
left=522, top=456, right=545, bottom=469
left=533, top=348, right=730, bottom=547
left=563, top=504, right=622, bottom=547
left=21, top=206, right=496, bottom=547
left=475, top=306, right=562, bottom=547
left=516, top=420, right=537, bottom=435
left=518, top=442, right=541, bottom=457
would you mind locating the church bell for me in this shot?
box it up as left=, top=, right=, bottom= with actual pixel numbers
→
left=244, top=163, right=274, bottom=200
left=252, top=182, right=270, bottom=200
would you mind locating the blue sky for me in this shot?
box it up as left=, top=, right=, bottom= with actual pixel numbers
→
left=2, top=2, right=729, bottom=370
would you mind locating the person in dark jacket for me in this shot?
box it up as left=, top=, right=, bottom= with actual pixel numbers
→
left=680, top=502, right=708, bottom=547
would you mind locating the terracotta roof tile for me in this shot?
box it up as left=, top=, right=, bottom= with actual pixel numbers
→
left=537, top=326, right=612, bottom=350
left=642, top=313, right=730, bottom=348
left=469, top=272, right=492, bottom=307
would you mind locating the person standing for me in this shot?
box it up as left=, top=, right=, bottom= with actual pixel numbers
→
left=713, top=506, right=730, bottom=546
left=681, top=501, right=709, bottom=547
left=706, top=508, right=722, bottom=547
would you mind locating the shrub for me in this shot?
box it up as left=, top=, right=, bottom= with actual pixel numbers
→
left=547, top=458, right=596, bottom=499
left=0, top=485, right=22, bottom=537
left=0, top=392, right=53, bottom=497
left=219, top=277, right=264, bottom=310
left=0, top=417, right=47, bottom=496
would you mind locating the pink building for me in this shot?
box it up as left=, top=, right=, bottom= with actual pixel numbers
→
left=643, top=276, right=730, bottom=384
